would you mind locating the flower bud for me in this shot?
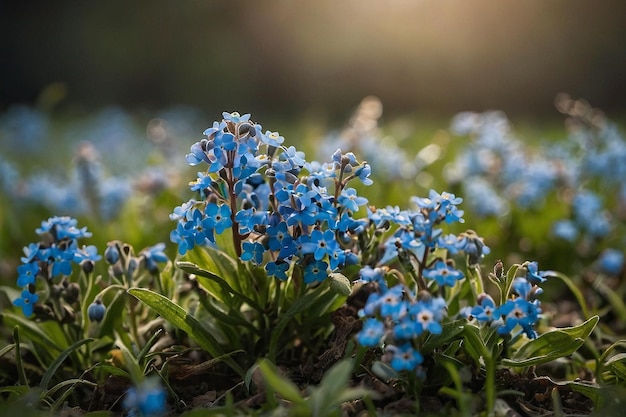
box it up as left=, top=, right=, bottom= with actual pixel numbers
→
left=104, top=243, right=120, bottom=265
left=88, top=299, right=106, bottom=322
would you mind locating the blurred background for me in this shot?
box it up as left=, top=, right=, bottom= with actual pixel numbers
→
left=1, top=0, right=625, bottom=120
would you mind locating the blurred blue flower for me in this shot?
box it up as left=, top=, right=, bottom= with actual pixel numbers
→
left=140, top=243, right=169, bottom=273
left=357, top=318, right=385, bottom=347
left=598, top=248, right=624, bottom=276
left=525, top=261, right=546, bottom=284
left=387, top=343, right=423, bottom=372
left=124, top=378, right=167, bottom=416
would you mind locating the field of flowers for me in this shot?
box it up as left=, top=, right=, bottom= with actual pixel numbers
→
left=1, top=95, right=625, bottom=416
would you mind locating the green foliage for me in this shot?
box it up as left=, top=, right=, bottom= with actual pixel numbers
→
left=257, top=358, right=375, bottom=417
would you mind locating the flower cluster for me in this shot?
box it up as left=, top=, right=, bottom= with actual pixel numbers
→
left=467, top=261, right=545, bottom=339
left=170, top=112, right=372, bottom=285
left=355, top=191, right=490, bottom=373
left=12, top=216, right=101, bottom=317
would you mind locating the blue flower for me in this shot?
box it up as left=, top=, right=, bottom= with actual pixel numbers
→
left=378, top=285, right=407, bottom=320
left=260, top=130, right=285, bottom=147
left=16, top=262, right=40, bottom=287
left=357, top=318, right=385, bottom=347
left=411, top=301, right=443, bottom=335
left=203, top=120, right=226, bottom=137
left=140, top=243, right=169, bottom=273
left=13, top=290, right=39, bottom=317
left=241, top=241, right=265, bottom=265
left=303, top=260, right=328, bottom=284
left=222, top=111, right=251, bottom=123
left=470, top=294, right=498, bottom=323
left=552, top=220, right=578, bottom=242
left=49, top=245, right=76, bottom=278
left=204, top=204, right=232, bottom=235
left=598, top=248, right=624, bottom=276
left=457, top=231, right=490, bottom=265
left=423, top=260, right=464, bottom=287
left=357, top=266, right=386, bottom=288
left=267, top=221, right=293, bottom=252
left=170, top=209, right=214, bottom=255
left=74, top=245, right=102, bottom=264
left=189, top=172, right=213, bottom=198
left=300, top=229, right=337, bottom=261
left=265, top=260, right=290, bottom=280
left=353, top=162, right=373, bottom=185
left=497, top=298, right=541, bottom=339
left=387, top=343, right=423, bottom=372
left=525, top=261, right=546, bottom=284
left=36, top=216, right=92, bottom=240
left=338, top=188, right=368, bottom=212
left=124, top=378, right=167, bottom=416
left=235, top=208, right=268, bottom=235
left=437, top=233, right=460, bottom=255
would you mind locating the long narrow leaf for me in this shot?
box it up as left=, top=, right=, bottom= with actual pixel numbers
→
left=128, top=288, right=245, bottom=377
left=0, top=343, right=15, bottom=358
left=3, top=313, right=64, bottom=353
left=257, top=358, right=305, bottom=405
left=543, top=270, right=591, bottom=319
left=40, top=338, right=94, bottom=390
left=13, top=326, right=29, bottom=387
left=268, top=284, right=329, bottom=361
left=177, top=261, right=263, bottom=313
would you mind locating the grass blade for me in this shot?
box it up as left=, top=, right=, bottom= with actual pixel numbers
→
left=128, top=287, right=245, bottom=378
left=40, top=338, right=94, bottom=390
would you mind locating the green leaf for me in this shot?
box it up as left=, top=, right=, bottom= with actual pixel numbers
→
left=92, top=363, right=130, bottom=379
left=2, top=313, right=65, bottom=354
left=422, top=319, right=466, bottom=353
left=40, top=338, right=94, bottom=390
left=604, top=353, right=626, bottom=381
left=257, top=358, right=305, bottom=405
left=13, top=326, right=29, bottom=387
left=176, top=261, right=263, bottom=313
left=371, top=360, right=399, bottom=381
left=128, top=288, right=245, bottom=377
left=502, top=315, right=599, bottom=367
left=41, top=378, right=97, bottom=399
left=0, top=343, right=15, bottom=358
left=181, top=246, right=241, bottom=293
left=268, top=284, right=329, bottom=361
left=565, top=381, right=601, bottom=406
left=0, top=385, right=31, bottom=397
left=462, top=324, right=487, bottom=363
